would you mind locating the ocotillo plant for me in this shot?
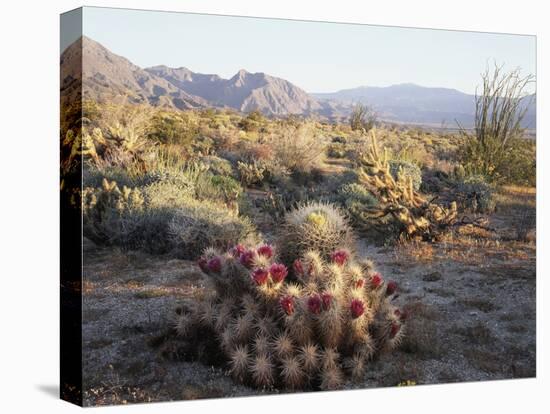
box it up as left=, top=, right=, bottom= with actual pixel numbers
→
left=173, top=207, right=405, bottom=390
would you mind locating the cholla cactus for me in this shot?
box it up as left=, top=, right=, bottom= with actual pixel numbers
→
left=358, top=131, right=457, bottom=240
left=82, top=179, right=144, bottom=245
left=171, top=236, right=405, bottom=391
left=277, top=202, right=356, bottom=265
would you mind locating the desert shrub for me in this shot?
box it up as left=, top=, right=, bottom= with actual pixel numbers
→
left=172, top=238, right=405, bottom=390
left=195, top=174, right=243, bottom=205
left=191, top=135, right=215, bottom=156
left=168, top=199, right=257, bottom=259
left=83, top=178, right=256, bottom=257
left=238, top=110, right=266, bottom=132
left=277, top=202, right=355, bottom=264
left=388, top=160, right=422, bottom=191
left=148, top=111, right=198, bottom=146
left=259, top=159, right=292, bottom=186
left=332, top=136, right=347, bottom=144
left=454, top=175, right=496, bottom=213
left=200, top=155, right=235, bottom=176
left=271, top=123, right=325, bottom=174
left=237, top=161, right=266, bottom=187
left=349, top=103, right=377, bottom=132
left=83, top=164, right=143, bottom=189
left=240, top=141, right=274, bottom=162
left=327, top=143, right=346, bottom=158
left=338, top=183, right=379, bottom=220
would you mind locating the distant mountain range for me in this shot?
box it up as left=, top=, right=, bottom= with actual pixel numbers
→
left=60, top=36, right=536, bottom=129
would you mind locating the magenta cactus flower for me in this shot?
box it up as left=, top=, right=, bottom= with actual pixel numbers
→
left=390, top=322, right=401, bottom=338
left=239, top=250, right=255, bottom=268
left=350, top=299, right=365, bottom=318
left=293, top=259, right=304, bottom=276
left=231, top=244, right=246, bottom=258
left=207, top=256, right=222, bottom=273
left=307, top=294, right=322, bottom=315
left=257, top=244, right=274, bottom=259
left=197, top=257, right=208, bottom=273
left=330, top=249, right=349, bottom=266
left=386, top=281, right=398, bottom=296
left=370, top=272, right=383, bottom=289
left=321, top=292, right=333, bottom=310
left=280, top=295, right=295, bottom=315
left=269, top=263, right=288, bottom=283
left=252, top=268, right=269, bottom=285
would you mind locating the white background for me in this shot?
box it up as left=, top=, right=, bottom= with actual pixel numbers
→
left=0, top=0, right=547, bottom=412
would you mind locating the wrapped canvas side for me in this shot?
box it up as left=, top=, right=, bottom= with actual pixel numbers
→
left=60, top=7, right=83, bottom=407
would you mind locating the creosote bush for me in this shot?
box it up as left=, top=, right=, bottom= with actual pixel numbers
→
left=171, top=235, right=405, bottom=391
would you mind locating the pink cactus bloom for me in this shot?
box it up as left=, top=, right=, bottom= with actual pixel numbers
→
left=307, top=294, right=322, bottom=315
left=239, top=250, right=255, bottom=268
left=257, top=244, right=274, bottom=259
left=321, top=292, right=333, bottom=310
left=330, top=249, right=349, bottom=266
left=252, top=268, right=269, bottom=285
left=350, top=299, right=365, bottom=318
left=293, top=259, right=304, bottom=276
left=280, top=295, right=295, bottom=315
left=197, top=257, right=208, bottom=273
left=269, top=263, right=288, bottom=283
left=390, top=322, right=401, bottom=338
left=386, top=281, right=398, bottom=296
left=370, top=272, right=384, bottom=289
left=231, top=244, right=246, bottom=258
left=207, top=257, right=222, bottom=273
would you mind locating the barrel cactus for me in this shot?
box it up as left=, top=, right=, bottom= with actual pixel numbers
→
left=277, top=201, right=356, bottom=265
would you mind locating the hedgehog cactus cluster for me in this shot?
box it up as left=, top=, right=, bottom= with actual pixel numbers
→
left=174, top=226, right=405, bottom=391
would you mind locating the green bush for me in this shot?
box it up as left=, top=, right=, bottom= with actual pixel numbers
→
left=454, top=174, right=496, bottom=213
left=83, top=178, right=257, bottom=257
left=148, top=111, right=198, bottom=146
left=338, top=183, right=378, bottom=222
left=238, top=110, right=266, bottom=132
left=199, top=155, right=235, bottom=176
left=195, top=174, right=243, bottom=204
left=168, top=198, right=257, bottom=259
left=389, top=160, right=422, bottom=191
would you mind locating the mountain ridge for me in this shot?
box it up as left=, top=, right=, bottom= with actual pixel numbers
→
left=60, top=36, right=536, bottom=128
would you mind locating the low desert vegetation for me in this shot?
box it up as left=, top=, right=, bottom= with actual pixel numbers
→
left=66, top=66, right=535, bottom=403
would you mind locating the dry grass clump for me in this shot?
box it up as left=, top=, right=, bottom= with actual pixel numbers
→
left=270, top=123, right=326, bottom=174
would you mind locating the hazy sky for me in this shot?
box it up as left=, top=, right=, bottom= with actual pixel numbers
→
left=68, top=6, right=536, bottom=94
